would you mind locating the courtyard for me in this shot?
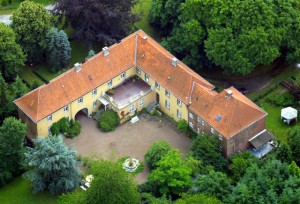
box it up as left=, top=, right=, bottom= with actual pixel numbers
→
left=64, top=112, right=192, bottom=184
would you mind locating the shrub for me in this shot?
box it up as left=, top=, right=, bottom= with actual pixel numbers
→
left=266, top=92, right=296, bottom=106
left=50, top=118, right=81, bottom=138
left=65, top=120, right=81, bottom=138
left=30, top=80, right=41, bottom=90
left=98, top=109, right=120, bottom=132
left=145, top=141, right=172, bottom=171
left=177, top=119, right=189, bottom=132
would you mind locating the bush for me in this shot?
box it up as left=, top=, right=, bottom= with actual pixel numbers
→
left=266, top=92, right=296, bottom=106
left=50, top=118, right=81, bottom=138
left=65, top=120, right=81, bottom=138
left=98, top=110, right=120, bottom=132
left=145, top=141, right=172, bottom=171
left=251, top=83, right=279, bottom=102
left=177, top=119, right=189, bottom=132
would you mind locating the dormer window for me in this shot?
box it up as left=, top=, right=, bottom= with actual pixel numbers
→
left=108, top=80, right=112, bottom=87
left=165, top=90, right=170, bottom=97
left=78, top=97, right=83, bottom=104
left=121, top=72, right=126, bottom=79
left=92, top=89, right=97, bottom=96
left=177, top=99, right=182, bottom=107
left=47, top=115, right=52, bottom=122
left=63, top=105, right=69, bottom=113
left=145, top=74, right=149, bottom=83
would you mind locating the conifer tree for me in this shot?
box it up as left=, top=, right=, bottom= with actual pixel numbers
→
left=86, top=50, right=95, bottom=61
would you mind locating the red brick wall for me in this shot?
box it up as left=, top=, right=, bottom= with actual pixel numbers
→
left=18, top=108, right=37, bottom=139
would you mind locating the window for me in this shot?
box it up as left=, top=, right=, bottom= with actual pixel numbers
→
left=63, top=105, right=69, bottom=113
left=145, top=74, right=149, bottom=83
left=219, top=134, right=223, bottom=141
left=202, top=120, right=205, bottom=126
left=177, top=110, right=181, bottom=118
left=129, top=104, right=135, bottom=112
left=140, top=98, right=145, bottom=106
left=211, top=127, right=215, bottom=134
left=108, top=80, right=112, bottom=87
left=189, top=113, right=193, bottom=119
left=197, top=127, right=200, bottom=133
left=47, top=115, right=52, bottom=122
left=202, top=131, right=204, bottom=135
left=137, top=68, right=141, bottom=74
left=165, top=100, right=170, bottom=110
left=155, top=82, right=160, bottom=90
left=189, top=122, right=194, bottom=128
left=78, top=97, right=83, bottom=104
left=93, top=100, right=98, bottom=108
left=165, top=89, right=170, bottom=97
left=66, top=116, right=70, bottom=122
left=121, top=72, right=126, bottom=79
left=92, top=89, right=97, bottom=96
left=197, top=116, right=200, bottom=122
left=177, top=99, right=182, bottom=107
left=48, top=126, right=51, bottom=135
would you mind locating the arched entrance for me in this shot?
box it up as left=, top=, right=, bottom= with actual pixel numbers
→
left=74, top=108, right=90, bottom=121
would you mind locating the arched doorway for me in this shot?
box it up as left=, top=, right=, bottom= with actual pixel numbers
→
left=74, top=108, right=90, bottom=121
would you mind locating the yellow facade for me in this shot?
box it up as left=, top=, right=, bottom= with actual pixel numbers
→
left=36, top=66, right=188, bottom=137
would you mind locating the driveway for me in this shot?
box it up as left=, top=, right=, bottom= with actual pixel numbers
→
left=64, top=112, right=192, bottom=184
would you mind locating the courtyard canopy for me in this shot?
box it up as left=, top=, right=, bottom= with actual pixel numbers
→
left=281, top=107, right=298, bottom=125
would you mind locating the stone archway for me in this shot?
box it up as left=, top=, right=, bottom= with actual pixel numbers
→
left=74, top=108, right=90, bottom=121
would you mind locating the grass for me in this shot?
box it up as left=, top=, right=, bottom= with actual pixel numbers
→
left=0, top=0, right=54, bottom=15
left=0, top=177, right=57, bottom=204
left=19, top=66, right=44, bottom=87
left=133, top=0, right=161, bottom=42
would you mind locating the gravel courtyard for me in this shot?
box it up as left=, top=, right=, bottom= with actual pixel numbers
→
left=64, top=112, right=192, bottom=184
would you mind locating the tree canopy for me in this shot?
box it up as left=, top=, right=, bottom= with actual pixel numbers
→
left=11, top=0, right=52, bottom=63
left=0, top=23, right=26, bottom=81
left=287, top=126, right=300, bottom=163
left=158, top=0, right=300, bottom=75
left=54, top=0, right=139, bottom=45
left=0, top=117, right=27, bottom=186
left=23, top=136, right=80, bottom=195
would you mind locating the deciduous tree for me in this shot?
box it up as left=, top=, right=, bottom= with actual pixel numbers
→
left=23, top=136, right=80, bottom=195
left=0, top=117, right=26, bottom=186
left=11, top=1, right=52, bottom=63
left=287, top=126, right=300, bottom=162
left=276, top=143, right=293, bottom=164
left=0, top=23, right=26, bottom=80
left=175, top=193, right=222, bottom=204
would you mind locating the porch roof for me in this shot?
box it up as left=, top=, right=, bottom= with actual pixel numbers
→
left=98, top=97, right=110, bottom=106
left=249, top=130, right=274, bottom=149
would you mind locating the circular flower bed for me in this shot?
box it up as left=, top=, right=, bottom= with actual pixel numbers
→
left=122, top=158, right=140, bottom=172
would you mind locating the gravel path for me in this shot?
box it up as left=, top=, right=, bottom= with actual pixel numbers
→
left=64, top=112, right=192, bottom=184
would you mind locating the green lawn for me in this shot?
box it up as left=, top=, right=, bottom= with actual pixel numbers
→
left=0, top=177, right=57, bottom=204
left=133, top=0, right=161, bottom=41
left=19, top=66, right=44, bottom=87
left=0, top=0, right=55, bottom=15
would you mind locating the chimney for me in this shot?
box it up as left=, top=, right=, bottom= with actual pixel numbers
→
left=143, top=36, right=148, bottom=40
left=102, top=46, right=109, bottom=56
left=171, top=57, right=178, bottom=67
left=74, top=63, right=81, bottom=73
left=225, top=89, right=233, bottom=99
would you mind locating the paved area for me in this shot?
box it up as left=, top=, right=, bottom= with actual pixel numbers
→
left=64, top=112, right=192, bottom=184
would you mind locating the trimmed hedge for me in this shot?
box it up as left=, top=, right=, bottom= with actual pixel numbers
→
left=50, top=117, right=81, bottom=138
left=266, top=92, right=296, bottom=106
left=98, top=109, right=120, bottom=132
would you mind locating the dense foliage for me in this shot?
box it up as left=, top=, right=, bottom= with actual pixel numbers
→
left=11, top=1, right=52, bottom=63
left=86, top=50, right=95, bottom=61
left=23, top=136, right=80, bottom=195
left=45, top=28, right=71, bottom=72
left=175, top=193, right=222, bottom=204
left=287, top=126, right=300, bottom=163
left=54, top=0, right=139, bottom=45
left=50, top=118, right=81, bottom=138
left=154, top=0, right=300, bottom=75
left=59, top=158, right=140, bottom=204
left=98, top=109, right=120, bottom=132
left=0, top=117, right=26, bottom=186
left=148, top=149, right=192, bottom=197
left=266, top=92, right=296, bottom=106
left=0, top=23, right=26, bottom=81
left=145, top=140, right=172, bottom=171
left=190, top=134, right=228, bottom=171
left=276, top=143, right=293, bottom=164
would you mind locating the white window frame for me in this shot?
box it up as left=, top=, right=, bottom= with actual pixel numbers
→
left=197, top=116, right=200, bottom=122
left=93, top=100, right=98, bottom=108
left=177, top=109, right=181, bottom=118
left=145, top=74, right=149, bottom=83
left=219, top=134, right=223, bottom=141
left=165, top=100, right=170, bottom=110
left=63, top=105, right=69, bottom=113
left=108, top=80, right=112, bottom=87
left=129, top=104, right=135, bottom=112
left=140, top=98, right=145, bottom=106
left=137, top=68, right=141, bottom=74
left=189, top=113, right=193, bottom=119
left=165, top=89, right=170, bottom=97
left=78, top=97, right=83, bottom=104
left=121, top=72, right=126, bottom=79
left=48, top=126, right=52, bottom=135
left=211, top=127, right=215, bottom=134
left=197, top=127, right=200, bottom=133
left=202, top=120, right=205, bottom=126
left=47, top=115, right=52, bottom=122
left=155, top=82, right=160, bottom=90
left=92, top=89, right=97, bottom=96
left=189, top=122, right=194, bottom=128
left=177, top=99, right=182, bottom=107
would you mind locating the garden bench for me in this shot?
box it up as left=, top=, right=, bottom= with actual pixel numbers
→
left=130, top=116, right=139, bottom=123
